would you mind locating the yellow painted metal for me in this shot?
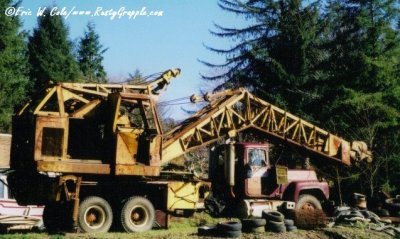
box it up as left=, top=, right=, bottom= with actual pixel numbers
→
left=21, top=69, right=180, bottom=176
left=166, top=181, right=208, bottom=211
left=162, top=88, right=372, bottom=165
left=23, top=68, right=181, bottom=118
left=115, top=132, right=139, bottom=165
left=34, top=116, right=69, bottom=161
left=37, top=161, right=111, bottom=174
left=114, top=164, right=160, bottom=176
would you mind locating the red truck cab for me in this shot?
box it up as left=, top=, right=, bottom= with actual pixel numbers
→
left=207, top=142, right=329, bottom=217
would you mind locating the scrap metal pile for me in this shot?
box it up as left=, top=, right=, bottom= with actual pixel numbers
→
left=328, top=193, right=400, bottom=237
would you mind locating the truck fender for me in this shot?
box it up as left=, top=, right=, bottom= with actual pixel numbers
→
left=282, top=181, right=329, bottom=203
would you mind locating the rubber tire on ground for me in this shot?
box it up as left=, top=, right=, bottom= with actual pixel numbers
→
left=286, top=225, right=298, bottom=232
left=198, top=225, right=217, bottom=236
left=121, top=196, right=155, bottom=232
left=295, top=194, right=322, bottom=211
left=262, top=210, right=284, bottom=222
left=219, top=229, right=242, bottom=238
left=385, top=199, right=400, bottom=209
left=217, top=221, right=242, bottom=231
left=242, top=226, right=265, bottom=233
left=394, top=210, right=400, bottom=217
left=78, top=196, right=113, bottom=233
left=360, top=210, right=379, bottom=219
left=265, top=221, right=286, bottom=233
left=374, top=208, right=390, bottom=217
left=284, top=219, right=295, bottom=226
left=348, top=210, right=364, bottom=218
left=241, top=218, right=266, bottom=228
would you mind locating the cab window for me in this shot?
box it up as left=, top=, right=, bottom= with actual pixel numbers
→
left=248, top=148, right=267, bottom=167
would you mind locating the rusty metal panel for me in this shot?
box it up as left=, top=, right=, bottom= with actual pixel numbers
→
left=114, top=164, right=160, bottom=176
left=115, top=132, right=139, bottom=165
left=149, top=135, right=162, bottom=167
left=34, top=116, right=69, bottom=161
left=340, top=141, right=351, bottom=166
left=155, top=210, right=169, bottom=228
left=37, top=161, right=110, bottom=174
left=0, top=134, right=11, bottom=168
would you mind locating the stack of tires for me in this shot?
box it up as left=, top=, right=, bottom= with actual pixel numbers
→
left=262, top=210, right=298, bottom=233
left=284, top=218, right=298, bottom=232
left=385, top=197, right=400, bottom=217
left=217, top=221, right=242, bottom=238
left=197, top=225, right=217, bottom=237
left=241, top=218, right=266, bottom=233
left=262, top=210, right=286, bottom=233
left=198, top=221, right=242, bottom=238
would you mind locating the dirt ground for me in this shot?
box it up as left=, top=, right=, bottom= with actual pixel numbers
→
left=0, top=226, right=397, bottom=239
left=0, top=212, right=397, bottom=239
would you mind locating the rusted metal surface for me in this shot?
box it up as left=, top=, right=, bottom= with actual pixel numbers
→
left=13, top=69, right=180, bottom=176
left=0, top=134, right=11, bottom=168
left=162, top=88, right=372, bottom=165
left=36, top=161, right=111, bottom=174
left=114, top=165, right=160, bottom=176
left=155, top=210, right=169, bottom=228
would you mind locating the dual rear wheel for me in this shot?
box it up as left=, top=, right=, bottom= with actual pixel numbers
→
left=44, top=195, right=155, bottom=233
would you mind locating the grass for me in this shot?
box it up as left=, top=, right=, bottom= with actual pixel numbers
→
left=0, top=213, right=395, bottom=239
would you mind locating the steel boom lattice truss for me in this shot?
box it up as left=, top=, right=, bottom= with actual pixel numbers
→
left=162, top=88, right=371, bottom=165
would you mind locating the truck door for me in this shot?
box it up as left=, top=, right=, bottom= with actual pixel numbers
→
left=244, top=148, right=269, bottom=197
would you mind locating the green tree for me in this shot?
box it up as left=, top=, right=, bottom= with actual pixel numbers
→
left=127, top=69, right=146, bottom=84
left=202, top=0, right=325, bottom=118
left=321, top=0, right=400, bottom=196
left=28, top=7, right=79, bottom=93
left=0, top=0, right=29, bottom=132
left=77, top=22, right=107, bottom=83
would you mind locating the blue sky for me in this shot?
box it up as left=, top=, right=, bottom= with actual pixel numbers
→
left=15, top=0, right=247, bottom=119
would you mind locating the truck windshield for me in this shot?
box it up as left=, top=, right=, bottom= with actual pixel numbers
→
left=248, top=148, right=267, bottom=167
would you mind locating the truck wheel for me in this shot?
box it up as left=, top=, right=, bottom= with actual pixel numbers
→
left=121, top=196, right=155, bottom=232
left=295, top=194, right=322, bottom=211
left=78, top=196, right=113, bottom=233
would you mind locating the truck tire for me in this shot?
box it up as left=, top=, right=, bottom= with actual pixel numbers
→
left=121, top=196, right=155, bottom=232
left=286, top=225, right=298, bottom=232
left=217, top=221, right=242, bottom=231
left=284, top=219, right=295, bottom=226
left=241, top=218, right=266, bottom=228
left=78, top=196, right=113, bottom=233
left=220, top=229, right=242, bottom=238
left=295, top=194, right=322, bottom=211
left=198, top=225, right=217, bottom=236
left=241, top=218, right=266, bottom=233
left=265, top=220, right=286, bottom=232
left=262, top=210, right=284, bottom=222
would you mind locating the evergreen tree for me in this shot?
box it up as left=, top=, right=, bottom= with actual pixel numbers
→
left=77, top=22, right=107, bottom=83
left=28, top=7, right=79, bottom=93
left=127, top=69, right=146, bottom=84
left=202, top=0, right=324, bottom=118
left=322, top=0, right=400, bottom=196
left=0, top=0, right=29, bottom=132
